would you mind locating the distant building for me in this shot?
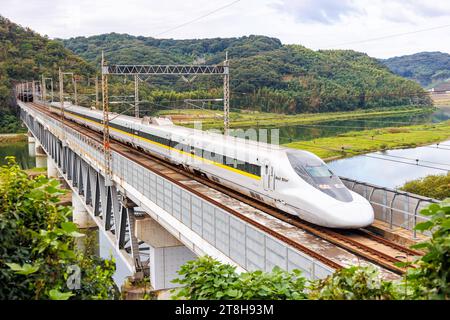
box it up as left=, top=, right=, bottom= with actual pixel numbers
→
left=431, top=81, right=450, bottom=93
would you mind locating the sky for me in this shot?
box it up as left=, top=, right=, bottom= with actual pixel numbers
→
left=2, top=0, right=450, bottom=58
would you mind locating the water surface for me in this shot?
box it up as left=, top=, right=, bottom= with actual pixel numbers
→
left=328, top=140, right=450, bottom=189
left=0, top=141, right=35, bottom=169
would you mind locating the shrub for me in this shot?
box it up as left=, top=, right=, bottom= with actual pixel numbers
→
left=171, top=256, right=307, bottom=300
left=308, top=266, right=398, bottom=300
left=0, top=157, right=118, bottom=300
left=400, top=173, right=450, bottom=200
left=403, top=200, right=450, bottom=299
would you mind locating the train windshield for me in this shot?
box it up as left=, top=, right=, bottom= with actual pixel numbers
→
left=304, top=165, right=333, bottom=178
left=286, top=150, right=352, bottom=202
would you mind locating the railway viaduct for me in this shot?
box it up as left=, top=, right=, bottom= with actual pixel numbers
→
left=15, top=83, right=436, bottom=292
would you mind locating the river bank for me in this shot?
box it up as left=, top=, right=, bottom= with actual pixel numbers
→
left=0, top=133, right=27, bottom=144
left=159, top=105, right=435, bottom=129
left=284, top=120, right=450, bottom=161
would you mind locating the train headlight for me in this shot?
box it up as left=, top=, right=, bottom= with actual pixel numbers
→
left=318, top=184, right=331, bottom=189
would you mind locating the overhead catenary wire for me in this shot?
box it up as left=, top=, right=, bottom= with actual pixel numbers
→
left=154, top=0, right=241, bottom=37
left=371, top=152, right=450, bottom=169
left=322, top=23, right=450, bottom=49
left=271, top=122, right=450, bottom=134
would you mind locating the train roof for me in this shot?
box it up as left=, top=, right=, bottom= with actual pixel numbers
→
left=52, top=102, right=287, bottom=154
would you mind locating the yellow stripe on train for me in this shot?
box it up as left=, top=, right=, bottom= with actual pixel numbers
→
left=60, top=109, right=261, bottom=180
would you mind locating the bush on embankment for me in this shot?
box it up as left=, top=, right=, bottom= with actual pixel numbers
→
left=0, top=157, right=118, bottom=300
left=400, top=173, right=450, bottom=200
left=171, top=199, right=450, bottom=300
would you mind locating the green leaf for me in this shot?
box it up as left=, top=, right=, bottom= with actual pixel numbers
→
left=6, top=262, right=40, bottom=275
left=69, top=231, right=86, bottom=238
left=414, top=221, right=433, bottom=231
left=61, top=221, right=78, bottom=233
left=48, top=289, right=74, bottom=300
left=226, top=289, right=238, bottom=297
left=410, top=242, right=428, bottom=250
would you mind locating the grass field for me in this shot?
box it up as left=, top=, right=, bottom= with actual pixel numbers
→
left=284, top=120, right=450, bottom=160
left=158, top=105, right=435, bottom=130
left=431, top=92, right=450, bottom=107
left=0, top=133, right=27, bottom=144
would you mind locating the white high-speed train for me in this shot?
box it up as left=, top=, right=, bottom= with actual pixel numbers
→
left=49, top=102, right=374, bottom=228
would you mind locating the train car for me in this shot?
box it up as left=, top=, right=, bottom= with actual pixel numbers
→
left=49, top=102, right=374, bottom=228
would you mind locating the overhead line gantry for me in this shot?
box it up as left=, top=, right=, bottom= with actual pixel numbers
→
left=102, top=54, right=231, bottom=134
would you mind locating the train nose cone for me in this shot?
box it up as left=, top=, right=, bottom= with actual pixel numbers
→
left=332, top=199, right=374, bottom=228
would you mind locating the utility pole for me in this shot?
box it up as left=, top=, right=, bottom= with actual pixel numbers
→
left=95, top=76, right=99, bottom=108
left=101, top=51, right=112, bottom=184
left=223, top=51, right=230, bottom=135
left=73, top=76, right=78, bottom=105
left=31, top=80, right=36, bottom=102
left=50, top=78, right=54, bottom=102
left=59, top=68, right=64, bottom=121
left=41, top=75, right=46, bottom=102
left=134, top=75, right=139, bottom=118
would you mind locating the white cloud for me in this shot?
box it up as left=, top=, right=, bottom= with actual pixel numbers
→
left=271, top=0, right=363, bottom=24
left=1, top=0, right=450, bottom=58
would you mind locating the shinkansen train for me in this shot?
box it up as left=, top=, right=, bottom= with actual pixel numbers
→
left=48, top=102, right=374, bottom=228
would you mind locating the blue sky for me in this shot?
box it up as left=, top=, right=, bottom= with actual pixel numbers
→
left=2, top=0, right=450, bottom=58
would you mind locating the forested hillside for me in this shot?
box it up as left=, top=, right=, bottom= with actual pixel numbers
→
left=0, top=16, right=433, bottom=129
left=381, top=51, right=450, bottom=88
left=0, top=16, right=94, bottom=132
left=63, top=33, right=431, bottom=114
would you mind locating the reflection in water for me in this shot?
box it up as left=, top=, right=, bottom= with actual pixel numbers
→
left=0, top=142, right=35, bottom=169
left=232, top=109, right=450, bottom=144
left=328, top=140, right=450, bottom=189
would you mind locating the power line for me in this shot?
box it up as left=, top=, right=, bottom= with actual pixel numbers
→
left=322, top=23, right=450, bottom=49
left=290, top=141, right=450, bottom=172
left=270, top=121, right=450, bottom=136
left=437, top=143, right=450, bottom=148
left=155, top=0, right=241, bottom=37
left=231, top=88, right=432, bottom=100
left=372, top=152, right=450, bottom=169
left=356, top=135, right=450, bottom=151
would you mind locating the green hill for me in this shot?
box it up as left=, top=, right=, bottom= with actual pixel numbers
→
left=62, top=33, right=431, bottom=114
left=381, top=51, right=450, bottom=88
left=0, top=16, right=94, bottom=132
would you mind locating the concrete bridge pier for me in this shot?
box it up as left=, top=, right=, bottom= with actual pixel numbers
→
left=47, top=157, right=58, bottom=178
left=28, top=131, right=36, bottom=157
left=135, top=216, right=196, bottom=290
left=72, top=191, right=96, bottom=229
left=35, top=141, right=47, bottom=168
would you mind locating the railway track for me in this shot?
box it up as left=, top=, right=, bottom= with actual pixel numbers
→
left=28, top=101, right=422, bottom=275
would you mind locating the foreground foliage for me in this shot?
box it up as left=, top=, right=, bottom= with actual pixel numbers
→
left=404, top=200, right=450, bottom=299
left=172, top=257, right=307, bottom=300
left=308, top=266, right=398, bottom=300
left=0, top=158, right=117, bottom=299
left=401, top=173, right=450, bottom=200
left=173, top=200, right=450, bottom=300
